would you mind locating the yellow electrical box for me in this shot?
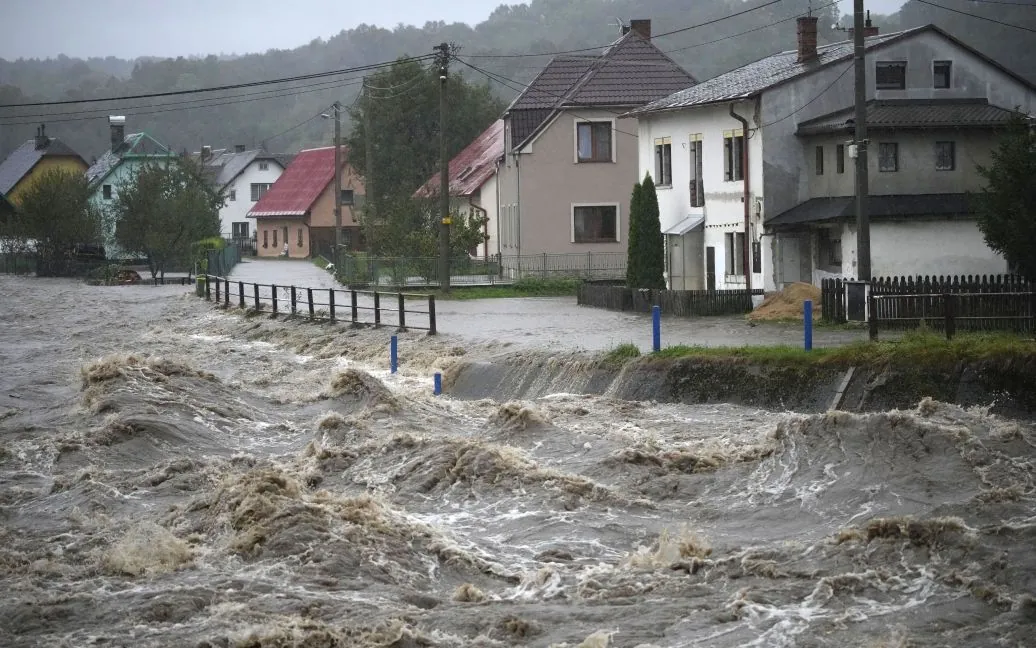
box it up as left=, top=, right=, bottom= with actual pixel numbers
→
left=442, top=217, right=452, bottom=225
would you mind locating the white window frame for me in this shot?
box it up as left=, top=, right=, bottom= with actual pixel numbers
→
left=723, top=129, right=745, bottom=182
left=258, top=161, right=269, bottom=171
left=933, top=60, right=952, bottom=89
left=570, top=202, right=621, bottom=243
left=654, top=136, right=672, bottom=187
left=572, top=117, right=616, bottom=164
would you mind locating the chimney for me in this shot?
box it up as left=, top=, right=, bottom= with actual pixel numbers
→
left=109, top=116, right=126, bottom=153
left=629, top=19, right=651, bottom=39
left=796, top=16, right=819, bottom=63
left=235, top=144, right=246, bottom=153
left=34, top=124, right=49, bottom=150
left=201, top=145, right=212, bottom=160
left=849, top=11, right=880, bottom=39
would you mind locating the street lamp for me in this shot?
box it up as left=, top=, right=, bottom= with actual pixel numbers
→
left=321, top=103, right=343, bottom=267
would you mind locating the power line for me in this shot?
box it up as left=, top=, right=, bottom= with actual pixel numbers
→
left=758, top=62, right=854, bottom=128
left=962, top=0, right=1036, bottom=6
left=665, top=0, right=841, bottom=54
left=0, top=54, right=436, bottom=109
left=261, top=110, right=327, bottom=144
left=914, top=0, right=1036, bottom=32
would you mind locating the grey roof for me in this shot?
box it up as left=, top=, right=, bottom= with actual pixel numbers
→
left=507, top=30, right=696, bottom=149
left=796, top=98, right=1021, bottom=135
left=0, top=137, right=85, bottom=195
left=85, top=132, right=173, bottom=187
left=766, top=193, right=975, bottom=229
left=193, top=148, right=289, bottom=189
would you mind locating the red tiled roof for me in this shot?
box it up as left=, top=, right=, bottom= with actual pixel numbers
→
left=248, top=146, right=342, bottom=218
left=415, top=120, right=504, bottom=199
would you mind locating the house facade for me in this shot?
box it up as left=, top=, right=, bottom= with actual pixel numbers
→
left=629, top=20, right=1036, bottom=291
left=415, top=119, right=503, bottom=261
left=195, top=145, right=291, bottom=241
left=0, top=125, right=87, bottom=207
left=496, top=19, right=696, bottom=276
left=85, top=116, right=177, bottom=260
left=247, top=146, right=364, bottom=259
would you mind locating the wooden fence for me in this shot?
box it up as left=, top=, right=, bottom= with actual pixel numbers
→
left=578, top=283, right=761, bottom=317
left=202, top=275, right=436, bottom=334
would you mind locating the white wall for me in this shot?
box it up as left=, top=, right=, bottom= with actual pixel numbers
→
left=867, top=219, right=1007, bottom=278
left=221, top=159, right=284, bottom=238
left=451, top=176, right=500, bottom=260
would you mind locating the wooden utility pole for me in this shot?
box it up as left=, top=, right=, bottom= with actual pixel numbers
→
left=853, top=0, right=871, bottom=281
left=436, top=42, right=451, bottom=293
left=364, top=79, right=375, bottom=252
left=333, top=101, right=343, bottom=265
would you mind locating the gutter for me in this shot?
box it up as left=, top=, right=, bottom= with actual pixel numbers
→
left=729, top=103, right=753, bottom=296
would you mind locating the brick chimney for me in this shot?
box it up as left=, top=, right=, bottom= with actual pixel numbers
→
left=629, top=19, right=651, bottom=39
left=109, top=116, right=126, bottom=153
left=797, top=16, right=819, bottom=63
left=848, top=11, right=880, bottom=39
left=201, top=145, right=212, bottom=160
left=235, top=144, right=246, bottom=153
left=34, top=124, right=49, bottom=150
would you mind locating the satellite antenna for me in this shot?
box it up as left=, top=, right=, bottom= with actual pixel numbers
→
left=609, top=17, right=624, bottom=34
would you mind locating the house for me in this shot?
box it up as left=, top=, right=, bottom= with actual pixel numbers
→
left=628, top=18, right=1036, bottom=292
left=247, top=146, right=364, bottom=258
left=414, top=119, right=504, bottom=261
left=194, top=144, right=293, bottom=242
left=0, top=125, right=87, bottom=208
left=85, top=116, right=176, bottom=260
left=496, top=19, right=696, bottom=276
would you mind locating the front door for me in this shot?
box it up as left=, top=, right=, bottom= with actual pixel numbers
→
left=780, top=236, right=801, bottom=286
left=706, top=246, right=716, bottom=292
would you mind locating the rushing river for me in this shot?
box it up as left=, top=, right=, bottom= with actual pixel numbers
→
left=1, top=276, right=1034, bottom=648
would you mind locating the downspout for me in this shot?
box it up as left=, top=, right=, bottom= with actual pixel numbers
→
left=729, top=103, right=752, bottom=297
left=494, top=157, right=502, bottom=276
left=514, top=151, right=522, bottom=274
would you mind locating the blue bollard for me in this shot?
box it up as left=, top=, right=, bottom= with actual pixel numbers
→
left=804, top=299, right=813, bottom=351
left=433, top=372, right=442, bottom=396
left=652, top=305, right=661, bottom=352
left=390, top=335, right=398, bottom=374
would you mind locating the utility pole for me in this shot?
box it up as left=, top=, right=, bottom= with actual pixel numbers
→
left=436, top=42, right=451, bottom=293
left=853, top=0, right=871, bottom=282
left=364, top=79, right=375, bottom=252
left=333, top=101, right=343, bottom=267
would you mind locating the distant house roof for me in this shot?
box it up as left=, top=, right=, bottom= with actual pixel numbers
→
left=0, top=136, right=86, bottom=195
left=628, top=24, right=1036, bottom=117
left=248, top=146, right=343, bottom=218
left=796, top=98, right=1022, bottom=135
left=415, top=120, right=504, bottom=199
left=766, top=193, right=975, bottom=230
left=85, top=132, right=174, bottom=188
left=194, top=148, right=288, bottom=189
left=507, top=29, right=696, bottom=149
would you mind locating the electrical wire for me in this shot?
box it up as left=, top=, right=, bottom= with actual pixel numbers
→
left=913, top=0, right=1036, bottom=32
left=958, top=0, right=1036, bottom=6
left=758, top=62, right=854, bottom=128
left=261, top=110, right=327, bottom=144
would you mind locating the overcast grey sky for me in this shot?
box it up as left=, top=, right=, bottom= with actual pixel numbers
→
left=1, top=0, right=908, bottom=60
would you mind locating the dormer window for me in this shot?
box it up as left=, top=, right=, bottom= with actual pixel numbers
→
left=933, top=61, right=951, bottom=89
left=876, top=61, right=906, bottom=90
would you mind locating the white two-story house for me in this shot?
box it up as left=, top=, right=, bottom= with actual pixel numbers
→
left=628, top=18, right=1036, bottom=291
left=196, top=145, right=292, bottom=242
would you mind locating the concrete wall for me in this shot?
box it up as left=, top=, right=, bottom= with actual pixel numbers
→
left=857, top=219, right=1007, bottom=278
left=7, top=155, right=87, bottom=206
left=220, top=159, right=284, bottom=238
left=636, top=101, right=765, bottom=291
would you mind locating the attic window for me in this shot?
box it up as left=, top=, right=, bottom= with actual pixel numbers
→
left=933, top=61, right=951, bottom=89
left=259, top=161, right=269, bottom=171
left=457, top=166, right=475, bottom=181
left=876, top=61, right=906, bottom=90
left=340, top=189, right=354, bottom=205
left=102, top=185, right=112, bottom=200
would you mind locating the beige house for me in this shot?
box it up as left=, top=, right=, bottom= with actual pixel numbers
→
left=496, top=19, right=696, bottom=277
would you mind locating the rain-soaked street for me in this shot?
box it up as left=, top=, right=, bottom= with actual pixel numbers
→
left=1, top=273, right=1034, bottom=648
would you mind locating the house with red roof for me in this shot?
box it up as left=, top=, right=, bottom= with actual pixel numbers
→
left=247, top=146, right=364, bottom=258
left=415, top=119, right=503, bottom=261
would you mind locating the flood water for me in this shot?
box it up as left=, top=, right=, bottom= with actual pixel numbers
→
left=1, top=275, right=1034, bottom=647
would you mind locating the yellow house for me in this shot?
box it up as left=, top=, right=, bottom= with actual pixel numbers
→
left=0, top=125, right=88, bottom=207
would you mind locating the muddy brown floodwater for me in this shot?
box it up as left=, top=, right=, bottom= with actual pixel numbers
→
left=1, top=275, right=1035, bottom=648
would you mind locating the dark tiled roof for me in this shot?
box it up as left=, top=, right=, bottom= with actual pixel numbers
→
left=766, top=193, right=975, bottom=229
left=85, top=132, right=173, bottom=186
left=248, top=146, right=342, bottom=218
left=272, top=154, right=296, bottom=169
left=416, top=119, right=504, bottom=198
left=507, top=30, right=696, bottom=149
left=796, top=99, right=1021, bottom=135
left=0, top=137, right=86, bottom=195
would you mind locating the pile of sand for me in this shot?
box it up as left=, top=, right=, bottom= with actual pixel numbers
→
left=748, top=282, right=822, bottom=321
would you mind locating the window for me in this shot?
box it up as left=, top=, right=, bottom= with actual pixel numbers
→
left=572, top=205, right=618, bottom=243
left=875, top=61, right=906, bottom=90
left=819, top=229, right=842, bottom=266
left=576, top=121, right=612, bottom=163
left=933, top=61, right=951, bottom=89
left=263, top=229, right=269, bottom=248
left=250, top=183, right=272, bottom=201
left=259, top=161, right=269, bottom=171
left=935, top=141, right=956, bottom=171
left=232, top=222, right=249, bottom=239
left=689, top=135, right=704, bottom=208
left=654, top=137, right=672, bottom=186
left=229, top=189, right=237, bottom=202
left=297, top=228, right=304, bottom=247
left=102, top=184, right=112, bottom=200
left=272, top=228, right=278, bottom=248
left=723, top=131, right=745, bottom=181
left=878, top=142, right=899, bottom=172
left=836, top=144, right=845, bottom=174
left=815, top=146, right=824, bottom=175
left=725, top=232, right=746, bottom=276
left=340, top=189, right=354, bottom=205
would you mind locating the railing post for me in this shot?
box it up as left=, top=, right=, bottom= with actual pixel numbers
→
left=238, top=281, right=245, bottom=309
left=253, top=283, right=260, bottom=311
left=652, top=304, right=661, bottom=352
left=307, top=288, right=315, bottom=318
left=209, top=275, right=215, bottom=301
left=434, top=372, right=442, bottom=396
left=272, top=284, right=278, bottom=315
left=374, top=292, right=381, bottom=327
left=351, top=290, right=358, bottom=325
left=804, top=299, right=813, bottom=351
left=224, top=279, right=230, bottom=307
left=390, top=335, right=398, bottom=374
left=398, top=292, right=406, bottom=331
left=868, top=292, right=878, bottom=341
left=290, top=286, right=297, bottom=315
left=329, top=289, right=336, bottom=323
left=428, top=295, right=437, bottom=335
left=944, top=292, right=956, bottom=340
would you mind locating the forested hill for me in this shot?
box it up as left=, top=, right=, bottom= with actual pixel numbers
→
left=1, top=0, right=1033, bottom=161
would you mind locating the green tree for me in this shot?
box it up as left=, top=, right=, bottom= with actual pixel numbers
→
left=627, top=173, right=665, bottom=289
left=7, top=168, right=102, bottom=275
left=111, top=157, right=223, bottom=279
left=974, top=116, right=1036, bottom=280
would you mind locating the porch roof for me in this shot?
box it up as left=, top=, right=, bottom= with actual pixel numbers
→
left=766, top=193, right=975, bottom=230
left=663, top=213, right=705, bottom=236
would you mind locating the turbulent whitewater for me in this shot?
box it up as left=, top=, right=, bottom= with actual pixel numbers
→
left=1, top=276, right=1034, bottom=647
